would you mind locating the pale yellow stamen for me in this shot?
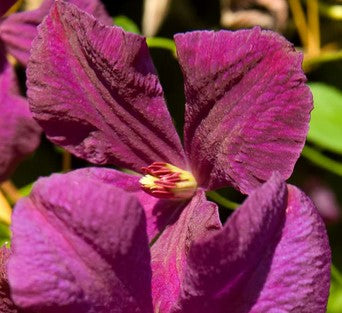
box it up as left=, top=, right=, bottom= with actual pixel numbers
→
left=139, top=162, right=197, bottom=199
left=139, top=174, right=158, bottom=189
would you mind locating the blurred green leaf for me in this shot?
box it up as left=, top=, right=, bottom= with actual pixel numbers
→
left=0, top=222, right=11, bottom=247
left=303, top=51, right=342, bottom=72
left=328, top=264, right=342, bottom=312
left=146, top=37, right=177, bottom=57
left=19, top=182, right=34, bottom=197
left=319, top=2, right=342, bottom=20
left=308, top=83, right=342, bottom=154
left=113, top=15, right=140, bottom=34
left=328, top=280, right=342, bottom=313
left=302, top=146, right=342, bottom=176
left=54, top=145, right=64, bottom=154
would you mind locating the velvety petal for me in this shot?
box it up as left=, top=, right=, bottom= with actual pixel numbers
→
left=0, top=0, right=112, bottom=65
left=0, top=0, right=17, bottom=17
left=0, top=53, right=41, bottom=182
left=65, top=167, right=186, bottom=241
left=8, top=171, right=153, bottom=313
left=0, top=247, right=20, bottom=313
left=175, top=27, right=312, bottom=194
left=27, top=1, right=186, bottom=173
left=151, top=191, right=222, bottom=313
left=173, top=173, right=330, bottom=313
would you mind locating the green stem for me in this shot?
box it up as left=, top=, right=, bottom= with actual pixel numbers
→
left=303, top=50, right=342, bottom=71
left=307, top=0, right=320, bottom=56
left=301, top=146, right=342, bottom=176
left=206, top=191, right=239, bottom=210
left=288, top=0, right=309, bottom=49
left=62, top=150, right=72, bottom=172
left=331, top=263, right=342, bottom=286
left=146, top=37, right=177, bottom=57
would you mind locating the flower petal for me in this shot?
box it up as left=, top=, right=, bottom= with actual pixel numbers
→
left=8, top=171, right=153, bottom=313
left=173, top=173, right=330, bottom=313
left=0, top=0, right=112, bottom=65
left=175, top=27, right=312, bottom=193
left=0, top=247, right=19, bottom=313
left=65, top=167, right=186, bottom=242
left=151, top=191, right=222, bottom=313
left=27, top=1, right=186, bottom=173
left=0, top=53, right=41, bottom=182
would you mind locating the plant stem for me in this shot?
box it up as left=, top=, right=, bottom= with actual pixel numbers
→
left=302, top=146, right=342, bottom=176
left=62, top=150, right=72, bottom=172
left=303, top=50, right=342, bottom=72
left=307, top=0, right=320, bottom=56
left=289, top=0, right=309, bottom=49
left=331, top=263, right=342, bottom=286
left=206, top=191, right=239, bottom=210
left=4, top=0, right=24, bottom=16
left=0, top=180, right=22, bottom=204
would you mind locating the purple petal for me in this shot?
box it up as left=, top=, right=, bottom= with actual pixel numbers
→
left=0, top=0, right=112, bottom=65
left=66, top=167, right=185, bottom=241
left=173, top=173, right=330, bottom=313
left=0, top=247, right=19, bottom=313
left=8, top=171, right=153, bottom=313
left=0, top=0, right=16, bottom=17
left=0, top=52, right=41, bottom=182
left=175, top=27, right=312, bottom=194
left=27, top=1, right=186, bottom=173
left=151, top=191, right=222, bottom=313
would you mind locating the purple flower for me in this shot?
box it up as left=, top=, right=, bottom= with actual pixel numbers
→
left=1, top=170, right=331, bottom=312
left=27, top=0, right=315, bottom=232
left=1, top=1, right=329, bottom=312
left=27, top=1, right=312, bottom=196
left=0, top=0, right=111, bottom=66
left=0, top=0, right=111, bottom=182
left=0, top=49, right=40, bottom=182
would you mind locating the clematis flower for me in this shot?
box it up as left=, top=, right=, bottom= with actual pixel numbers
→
left=0, top=0, right=111, bottom=182
left=1, top=170, right=331, bottom=312
left=19, top=1, right=331, bottom=311
left=0, top=48, right=41, bottom=182
left=0, top=0, right=111, bottom=66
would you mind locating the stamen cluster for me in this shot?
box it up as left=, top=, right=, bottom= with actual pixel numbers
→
left=139, top=162, right=197, bottom=199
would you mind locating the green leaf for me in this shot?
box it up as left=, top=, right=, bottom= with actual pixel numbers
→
left=19, top=182, right=34, bottom=197
left=113, top=15, right=140, bottom=34
left=327, top=280, right=342, bottom=313
left=307, top=83, right=342, bottom=154
left=146, top=37, right=177, bottom=57
left=0, top=222, right=11, bottom=247
left=301, top=146, right=342, bottom=176
left=54, top=145, right=64, bottom=154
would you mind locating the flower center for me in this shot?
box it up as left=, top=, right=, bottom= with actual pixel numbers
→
left=139, top=162, right=197, bottom=199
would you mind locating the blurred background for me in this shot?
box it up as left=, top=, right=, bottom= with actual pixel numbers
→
left=1, top=0, right=342, bottom=311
